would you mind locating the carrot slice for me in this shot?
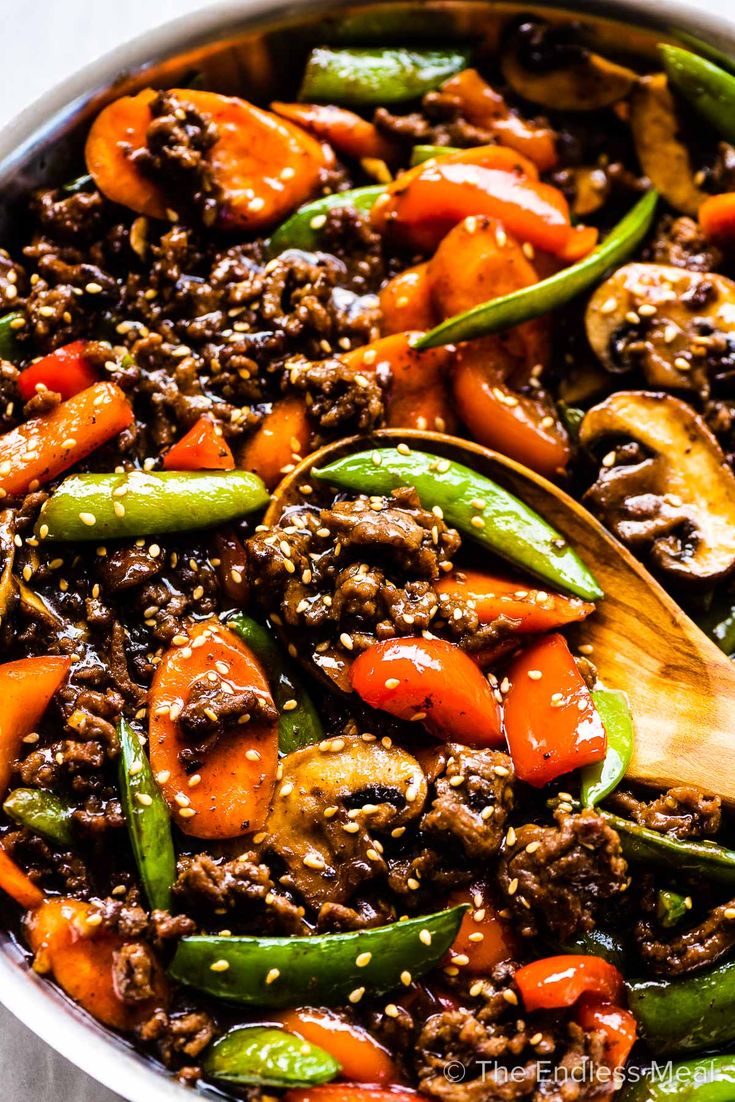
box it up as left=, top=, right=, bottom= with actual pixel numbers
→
left=272, top=102, right=399, bottom=163
left=240, top=397, right=312, bottom=491
left=163, top=415, right=234, bottom=471
left=379, top=264, right=436, bottom=335
left=446, top=882, right=518, bottom=974
left=342, top=332, right=456, bottom=434
left=26, top=898, right=167, bottom=1030
left=0, top=656, right=71, bottom=797
left=436, top=570, right=594, bottom=632
left=276, top=1009, right=399, bottom=1085
left=0, top=848, right=45, bottom=910
left=148, top=620, right=278, bottom=839
left=86, top=89, right=330, bottom=229
left=0, top=382, right=134, bottom=498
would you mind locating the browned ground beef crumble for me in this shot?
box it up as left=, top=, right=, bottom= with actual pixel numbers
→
left=1, top=26, right=735, bottom=1101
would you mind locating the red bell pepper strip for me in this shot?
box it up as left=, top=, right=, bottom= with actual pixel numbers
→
left=576, top=995, right=637, bottom=1069
left=0, top=655, right=71, bottom=797
left=271, top=102, right=400, bottom=163
left=503, top=633, right=606, bottom=786
left=162, top=415, right=234, bottom=471
left=285, top=1089, right=426, bottom=1102
left=17, top=341, right=98, bottom=402
left=240, top=397, right=312, bottom=490
left=446, top=882, right=518, bottom=973
left=435, top=570, right=594, bottom=632
left=441, top=69, right=557, bottom=172
left=515, top=955, right=624, bottom=1012
left=276, top=1009, right=399, bottom=1085
left=0, top=847, right=45, bottom=910
left=0, top=382, right=134, bottom=498
left=371, top=146, right=586, bottom=257
left=349, top=637, right=503, bottom=747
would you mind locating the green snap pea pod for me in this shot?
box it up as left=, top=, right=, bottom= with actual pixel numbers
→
left=3, top=788, right=75, bottom=846
left=561, top=925, right=628, bottom=970
left=627, top=959, right=735, bottom=1054
left=580, top=689, right=634, bottom=807
left=299, top=47, right=470, bottom=105
left=0, top=311, right=22, bottom=361
left=118, top=718, right=176, bottom=912
left=268, top=186, right=383, bottom=256
left=227, top=612, right=324, bottom=754
left=203, top=1026, right=340, bottom=1087
left=559, top=403, right=585, bottom=442
left=410, top=144, right=460, bottom=166
left=657, top=888, right=691, bottom=929
left=603, top=810, right=735, bottom=886
left=170, top=905, right=466, bottom=1008
left=313, top=448, right=602, bottom=600
left=621, top=1054, right=735, bottom=1101
left=415, top=189, right=659, bottom=349
left=697, top=599, right=735, bottom=658
left=35, top=469, right=269, bottom=542
left=660, top=45, right=735, bottom=143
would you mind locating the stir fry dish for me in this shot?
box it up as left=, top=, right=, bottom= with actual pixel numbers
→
left=5, top=15, right=735, bottom=1101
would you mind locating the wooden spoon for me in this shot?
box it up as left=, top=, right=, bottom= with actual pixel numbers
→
left=266, top=428, right=735, bottom=801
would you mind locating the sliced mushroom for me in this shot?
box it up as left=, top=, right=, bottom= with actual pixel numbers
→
left=580, top=391, right=735, bottom=581
left=585, top=262, right=735, bottom=394
left=629, top=75, right=708, bottom=216
left=501, top=32, right=634, bottom=111
left=264, top=734, right=427, bottom=909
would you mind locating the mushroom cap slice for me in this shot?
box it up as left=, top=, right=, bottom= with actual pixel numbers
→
left=585, top=262, right=735, bottom=393
left=264, top=734, right=427, bottom=909
left=580, top=390, right=735, bottom=582
left=629, top=75, right=708, bottom=216
left=501, top=42, right=634, bottom=111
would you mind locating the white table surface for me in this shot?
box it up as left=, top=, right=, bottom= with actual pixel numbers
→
left=2, top=0, right=735, bottom=1099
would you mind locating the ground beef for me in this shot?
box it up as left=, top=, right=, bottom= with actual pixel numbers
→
left=498, top=809, right=629, bottom=940
left=413, top=965, right=609, bottom=1102
left=421, top=745, right=514, bottom=859
left=607, top=785, right=721, bottom=839
left=1, top=828, right=91, bottom=896
left=112, top=941, right=158, bottom=1003
left=647, top=214, right=722, bottom=272
left=289, top=354, right=386, bottom=439
left=137, top=1007, right=217, bottom=1072
left=178, top=682, right=277, bottom=768
left=173, top=852, right=307, bottom=934
left=636, top=898, right=735, bottom=975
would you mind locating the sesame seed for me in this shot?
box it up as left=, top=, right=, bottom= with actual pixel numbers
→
left=451, top=954, right=470, bottom=967
left=508, top=878, right=519, bottom=895
left=210, top=959, right=230, bottom=972
left=310, top=213, right=328, bottom=230
left=245, top=749, right=261, bottom=762
left=280, top=782, right=295, bottom=798
left=527, top=669, right=542, bottom=680
left=303, top=853, right=326, bottom=870
left=356, top=952, right=372, bottom=968
left=178, top=807, right=197, bottom=819
left=506, top=827, right=516, bottom=846
left=129, top=761, right=143, bottom=777
left=601, top=450, right=617, bottom=468
left=348, top=987, right=365, bottom=1003
left=265, top=968, right=280, bottom=985
left=725, top=907, right=735, bottom=920
left=529, top=1032, right=543, bottom=1046
left=156, top=770, right=171, bottom=784
left=175, top=792, right=191, bottom=807
left=493, top=765, right=510, bottom=777
left=188, top=774, right=202, bottom=788
left=503, top=989, right=519, bottom=1005
left=384, top=1003, right=399, bottom=1018
left=78, top=512, right=96, bottom=527
left=85, top=913, right=103, bottom=927
left=526, top=841, right=541, bottom=854
left=469, top=980, right=484, bottom=997
left=340, top=632, right=354, bottom=651
left=419, top=929, right=432, bottom=946
left=135, top=793, right=153, bottom=807
left=282, top=698, right=298, bottom=712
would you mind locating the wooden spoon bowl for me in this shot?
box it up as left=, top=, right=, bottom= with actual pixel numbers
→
left=266, top=428, right=735, bottom=801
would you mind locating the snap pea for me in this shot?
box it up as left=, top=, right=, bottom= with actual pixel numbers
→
left=628, top=959, right=735, bottom=1054
left=35, top=469, right=269, bottom=541
left=203, top=1026, right=340, bottom=1087
left=227, top=612, right=324, bottom=754
left=3, top=788, right=75, bottom=846
left=622, top=1054, right=735, bottom=1101
left=559, top=403, right=585, bottom=442
left=414, top=189, right=659, bottom=349
left=410, top=144, right=460, bottom=166
left=660, top=45, right=735, bottom=143
left=118, top=718, right=176, bottom=912
left=657, top=888, right=691, bottom=929
left=697, top=599, right=735, bottom=658
left=299, top=47, right=470, bottom=105
left=0, top=311, right=21, bottom=361
left=313, top=447, right=603, bottom=600
left=268, top=185, right=383, bottom=256
left=62, top=173, right=94, bottom=194
left=580, top=689, right=634, bottom=807
left=603, top=810, right=735, bottom=887
left=170, top=905, right=466, bottom=1008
